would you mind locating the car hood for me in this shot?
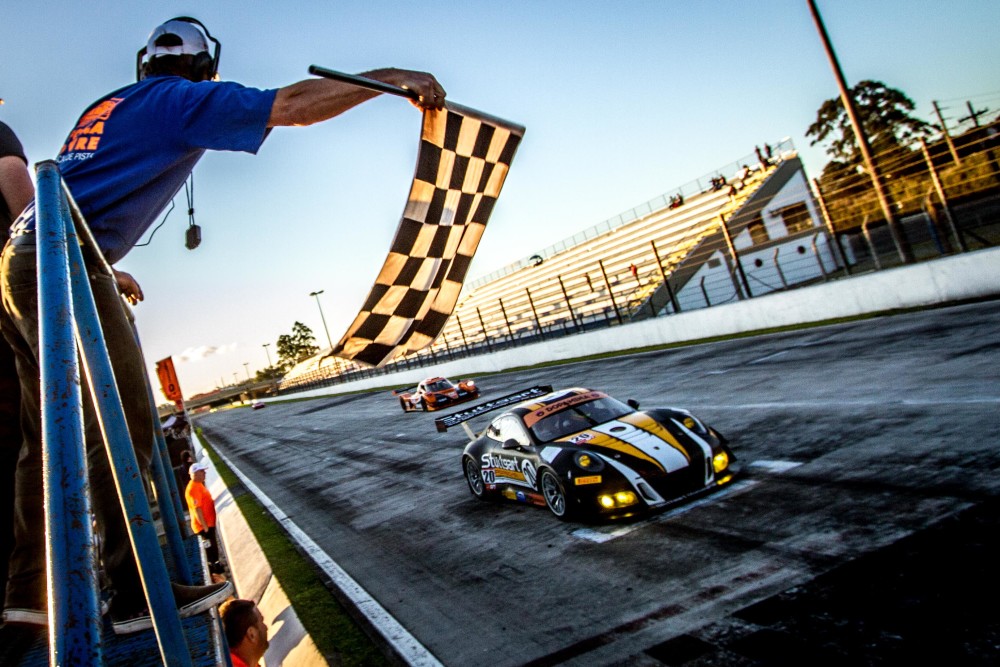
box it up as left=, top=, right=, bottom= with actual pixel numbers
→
left=554, top=412, right=695, bottom=473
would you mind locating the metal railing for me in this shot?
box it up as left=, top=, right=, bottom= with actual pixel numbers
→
left=31, top=160, right=208, bottom=665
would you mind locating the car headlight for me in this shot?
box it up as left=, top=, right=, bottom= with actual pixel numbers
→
left=574, top=451, right=605, bottom=472
left=598, top=491, right=638, bottom=509
left=712, top=450, right=730, bottom=473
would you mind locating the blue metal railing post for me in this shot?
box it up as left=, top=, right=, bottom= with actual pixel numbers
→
left=145, top=383, right=194, bottom=584
left=36, top=160, right=104, bottom=665
left=61, top=183, right=194, bottom=665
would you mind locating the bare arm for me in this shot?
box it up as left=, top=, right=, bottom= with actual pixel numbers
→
left=268, top=68, right=446, bottom=127
left=0, top=156, right=34, bottom=219
left=113, top=269, right=144, bottom=305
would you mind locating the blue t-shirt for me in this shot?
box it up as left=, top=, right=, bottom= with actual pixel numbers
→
left=13, top=75, right=276, bottom=263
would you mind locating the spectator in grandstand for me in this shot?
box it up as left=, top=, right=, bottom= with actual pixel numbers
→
left=736, top=164, right=750, bottom=185
left=185, top=460, right=224, bottom=576
left=220, top=598, right=270, bottom=667
left=0, top=120, right=33, bottom=599
left=0, top=16, right=444, bottom=635
left=629, top=263, right=639, bottom=280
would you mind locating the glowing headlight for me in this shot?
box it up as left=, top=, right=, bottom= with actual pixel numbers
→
left=598, top=491, right=638, bottom=509
left=614, top=491, right=637, bottom=506
left=713, top=451, right=730, bottom=473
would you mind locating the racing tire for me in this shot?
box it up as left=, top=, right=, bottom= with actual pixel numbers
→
left=399, top=398, right=409, bottom=413
left=418, top=398, right=427, bottom=412
left=463, top=456, right=494, bottom=501
left=540, top=469, right=574, bottom=520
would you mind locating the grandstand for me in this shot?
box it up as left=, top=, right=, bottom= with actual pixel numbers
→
left=280, top=139, right=839, bottom=390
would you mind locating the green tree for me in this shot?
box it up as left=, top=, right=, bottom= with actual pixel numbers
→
left=806, top=80, right=931, bottom=168
left=276, top=321, right=319, bottom=371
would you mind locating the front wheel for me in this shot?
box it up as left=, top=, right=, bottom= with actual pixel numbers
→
left=418, top=398, right=427, bottom=411
left=399, top=398, right=409, bottom=413
left=540, top=470, right=573, bottom=520
left=463, top=456, right=493, bottom=500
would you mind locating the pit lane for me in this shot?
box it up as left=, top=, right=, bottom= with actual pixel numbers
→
left=196, top=300, right=1000, bottom=666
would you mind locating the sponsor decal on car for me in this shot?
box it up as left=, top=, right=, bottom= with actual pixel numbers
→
left=523, top=391, right=606, bottom=427
left=574, top=475, right=603, bottom=485
left=569, top=432, right=595, bottom=444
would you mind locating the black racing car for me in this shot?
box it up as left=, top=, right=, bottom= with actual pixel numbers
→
left=437, top=386, right=735, bottom=521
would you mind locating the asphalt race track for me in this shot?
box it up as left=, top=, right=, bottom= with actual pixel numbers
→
left=197, top=300, right=1000, bottom=666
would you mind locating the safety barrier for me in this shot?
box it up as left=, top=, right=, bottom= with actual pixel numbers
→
left=22, top=160, right=222, bottom=665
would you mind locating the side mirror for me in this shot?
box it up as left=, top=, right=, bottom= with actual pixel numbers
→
left=502, top=438, right=521, bottom=450
left=627, top=399, right=640, bottom=410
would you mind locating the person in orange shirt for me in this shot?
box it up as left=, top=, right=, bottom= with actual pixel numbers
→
left=220, top=598, right=269, bottom=667
left=185, top=460, right=223, bottom=575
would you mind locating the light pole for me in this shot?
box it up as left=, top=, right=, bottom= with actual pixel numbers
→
left=807, top=0, right=912, bottom=264
left=309, top=289, right=335, bottom=350
left=243, top=362, right=251, bottom=383
left=262, top=343, right=273, bottom=369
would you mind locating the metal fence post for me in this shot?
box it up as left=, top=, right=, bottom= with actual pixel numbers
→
left=811, top=177, right=852, bottom=275
left=475, top=307, right=493, bottom=352
left=597, top=260, right=623, bottom=324
left=650, top=240, right=680, bottom=314
left=719, top=214, right=752, bottom=299
left=556, top=275, right=581, bottom=333
left=772, top=247, right=788, bottom=288
left=498, top=297, right=515, bottom=343
left=920, top=137, right=966, bottom=253
left=525, top=287, right=546, bottom=340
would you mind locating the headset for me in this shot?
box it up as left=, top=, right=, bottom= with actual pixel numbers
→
left=135, top=16, right=221, bottom=82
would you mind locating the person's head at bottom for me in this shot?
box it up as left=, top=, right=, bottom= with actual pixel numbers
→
left=220, top=598, right=269, bottom=667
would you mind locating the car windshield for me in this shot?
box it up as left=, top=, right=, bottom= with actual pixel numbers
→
left=528, top=396, right=635, bottom=443
left=424, top=380, right=454, bottom=392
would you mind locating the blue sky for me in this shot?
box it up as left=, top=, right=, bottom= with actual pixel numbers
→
left=2, top=1, right=998, bottom=397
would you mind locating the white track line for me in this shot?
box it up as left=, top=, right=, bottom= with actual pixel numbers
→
left=210, top=445, right=443, bottom=667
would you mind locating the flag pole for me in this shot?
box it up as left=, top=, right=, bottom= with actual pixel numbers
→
left=308, top=65, right=418, bottom=101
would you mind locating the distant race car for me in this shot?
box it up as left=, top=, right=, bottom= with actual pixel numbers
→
left=436, top=386, right=736, bottom=521
left=251, top=400, right=266, bottom=410
left=394, top=377, right=480, bottom=412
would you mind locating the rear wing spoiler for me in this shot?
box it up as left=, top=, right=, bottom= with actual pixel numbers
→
left=435, top=385, right=552, bottom=437
left=391, top=386, right=418, bottom=396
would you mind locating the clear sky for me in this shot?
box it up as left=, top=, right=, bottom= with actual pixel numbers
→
left=2, top=1, right=998, bottom=398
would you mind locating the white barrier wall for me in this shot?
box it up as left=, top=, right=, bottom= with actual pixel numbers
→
left=286, top=246, right=1000, bottom=400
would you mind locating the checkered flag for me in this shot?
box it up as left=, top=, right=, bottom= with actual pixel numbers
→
left=333, top=103, right=524, bottom=366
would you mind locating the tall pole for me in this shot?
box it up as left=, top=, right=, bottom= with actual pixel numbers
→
left=932, top=101, right=961, bottom=164
left=243, top=362, right=251, bottom=383
left=262, top=343, right=273, bottom=369
left=807, top=0, right=913, bottom=264
left=309, top=289, right=335, bottom=350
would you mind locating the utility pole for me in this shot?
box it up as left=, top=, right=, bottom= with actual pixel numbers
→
left=932, top=101, right=961, bottom=164
left=808, top=0, right=913, bottom=264
left=959, top=101, right=989, bottom=129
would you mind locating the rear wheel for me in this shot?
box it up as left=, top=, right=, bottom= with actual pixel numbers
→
left=399, top=398, right=408, bottom=413
left=540, top=470, right=573, bottom=520
left=418, top=398, right=427, bottom=411
left=463, top=456, right=492, bottom=500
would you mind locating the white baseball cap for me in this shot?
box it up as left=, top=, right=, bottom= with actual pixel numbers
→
left=145, top=19, right=210, bottom=59
left=189, top=460, right=209, bottom=476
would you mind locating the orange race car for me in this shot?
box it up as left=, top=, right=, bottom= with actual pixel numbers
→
left=394, top=377, right=480, bottom=412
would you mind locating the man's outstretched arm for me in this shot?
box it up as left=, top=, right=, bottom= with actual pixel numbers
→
left=268, top=68, right=446, bottom=127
